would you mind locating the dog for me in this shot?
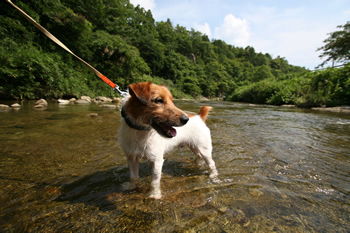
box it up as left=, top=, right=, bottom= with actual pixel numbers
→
left=118, top=82, right=218, bottom=199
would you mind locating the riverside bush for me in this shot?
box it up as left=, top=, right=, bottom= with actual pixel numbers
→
left=227, top=64, right=350, bottom=107
left=0, top=39, right=116, bottom=99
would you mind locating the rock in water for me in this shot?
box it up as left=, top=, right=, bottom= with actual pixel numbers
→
left=58, top=99, right=70, bottom=104
left=35, top=99, right=48, bottom=106
left=0, top=104, right=10, bottom=111
left=80, top=96, right=91, bottom=103
left=75, top=99, right=91, bottom=104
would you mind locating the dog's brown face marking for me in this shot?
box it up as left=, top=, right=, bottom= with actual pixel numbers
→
left=124, top=82, right=189, bottom=138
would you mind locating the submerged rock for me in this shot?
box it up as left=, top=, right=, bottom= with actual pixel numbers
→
left=0, top=104, right=10, bottom=112
left=100, top=104, right=117, bottom=109
left=11, top=103, right=21, bottom=111
left=75, top=96, right=91, bottom=104
left=33, top=99, right=47, bottom=110
left=113, top=98, right=122, bottom=108
left=35, top=99, right=48, bottom=106
left=11, top=103, right=21, bottom=108
left=113, top=97, right=122, bottom=104
left=33, top=104, right=47, bottom=110
left=87, top=113, right=99, bottom=118
left=80, top=96, right=91, bottom=103
left=96, top=96, right=113, bottom=103
left=74, top=99, right=91, bottom=104
left=58, top=99, right=70, bottom=104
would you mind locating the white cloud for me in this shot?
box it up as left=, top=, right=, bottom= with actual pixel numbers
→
left=129, top=0, right=156, bottom=11
left=149, top=1, right=348, bottom=69
left=194, top=22, right=212, bottom=37
left=214, top=14, right=250, bottom=47
left=241, top=5, right=336, bottom=68
left=271, top=29, right=326, bottom=69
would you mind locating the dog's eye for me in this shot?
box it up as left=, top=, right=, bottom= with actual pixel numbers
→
left=153, top=98, right=164, bottom=104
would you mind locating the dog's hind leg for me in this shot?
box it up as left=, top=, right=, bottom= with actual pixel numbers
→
left=191, top=146, right=219, bottom=181
left=149, top=158, right=164, bottom=199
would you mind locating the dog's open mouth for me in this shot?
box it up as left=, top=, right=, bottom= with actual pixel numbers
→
left=163, top=125, right=177, bottom=137
left=151, top=122, right=177, bottom=138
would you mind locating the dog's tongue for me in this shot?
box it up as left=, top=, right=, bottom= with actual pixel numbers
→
left=169, top=127, right=177, bottom=137
left=164, top=126, right=177, bottom=137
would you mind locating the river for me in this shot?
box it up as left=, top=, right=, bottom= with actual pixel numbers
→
left=0, top=100, right=349, bottom=232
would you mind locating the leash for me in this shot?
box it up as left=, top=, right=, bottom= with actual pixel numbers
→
left=6, top=0, right=128, bottom=97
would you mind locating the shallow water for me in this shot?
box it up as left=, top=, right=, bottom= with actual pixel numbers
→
left=0, top=100, right=349, bottom=232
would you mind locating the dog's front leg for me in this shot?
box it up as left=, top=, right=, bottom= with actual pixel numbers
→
left=123, top=155, right=139, bottom=190
left=149, top=159, right=164, bottom=199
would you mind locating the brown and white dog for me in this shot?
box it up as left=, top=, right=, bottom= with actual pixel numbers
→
left=118, top=82, right=218, bottom=199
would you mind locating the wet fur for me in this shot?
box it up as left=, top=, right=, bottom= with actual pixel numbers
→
left=118, top=82, right=218, bottom=199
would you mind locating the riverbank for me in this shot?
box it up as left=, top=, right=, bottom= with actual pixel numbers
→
left=311, top=106, right=350, bottom=113
left=0, top=96, right=123, bottom=112
left=1, top=97, right=350, bottom=115
left=280, top=104, right=350, bottom=113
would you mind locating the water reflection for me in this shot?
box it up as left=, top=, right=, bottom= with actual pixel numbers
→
left=0, top=100, right=349, bottom=232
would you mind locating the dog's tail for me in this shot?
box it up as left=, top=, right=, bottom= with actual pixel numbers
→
left=198, top=106, right=212, bottom=122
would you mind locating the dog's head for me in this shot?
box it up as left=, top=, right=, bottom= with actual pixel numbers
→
left=123, top=82, right=189, bottom=138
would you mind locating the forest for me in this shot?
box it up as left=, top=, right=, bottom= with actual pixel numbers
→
left=1, top=0, right=349, bottom=107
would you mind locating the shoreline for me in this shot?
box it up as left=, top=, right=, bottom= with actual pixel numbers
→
left=1, top=98, right=349, bottom=114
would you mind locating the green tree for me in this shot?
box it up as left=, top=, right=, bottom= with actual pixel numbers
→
left=156, top=19, right=177, bottom=50
left=204, top=61, right=230, bottom=97
left=175, top=25, right=193, bottom=56
left=42, top=5, right=94, bottom=59
left=1, top=0, right=308, bottom=100
left=60, top=0, right=106, bottom=29
left=252, top=65, right=274, bottom=82
left=89, top=30, right=150, bottom=88
left=129, top=7, right=165, bottom=76
left=317, top=21, right=350, bottom=67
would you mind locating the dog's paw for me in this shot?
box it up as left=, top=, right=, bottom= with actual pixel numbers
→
left=149, top=192, right=162, bottom=199
left=211, top=176, right=222, bottom=184
left=209, top=168, right=218, bottom=178
left=149, top=183, right=162, bottom=199
left=122, top=182, right=137, bottom=191
left=209, top=168, right=221, bottom=183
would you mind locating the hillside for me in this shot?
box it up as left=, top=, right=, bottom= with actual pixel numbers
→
left=1, top=0, right=348, bottom=107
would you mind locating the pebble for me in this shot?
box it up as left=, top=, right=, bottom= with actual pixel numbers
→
left=74, top=99, right=91, bottom=104
left=87, top=113, right=99, bottom=117
left=100, top=104, right=117, bottom=109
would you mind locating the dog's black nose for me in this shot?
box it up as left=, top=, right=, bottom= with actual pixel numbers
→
left=180, top=115, right=189, bottom=125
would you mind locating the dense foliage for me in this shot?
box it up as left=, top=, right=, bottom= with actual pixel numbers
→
left=0, top=0, right=348, bottom=107
left=228, top=64, right=350, bottom=107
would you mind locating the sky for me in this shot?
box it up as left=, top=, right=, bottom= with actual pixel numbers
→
left=129, top=0, right=350, bottom=69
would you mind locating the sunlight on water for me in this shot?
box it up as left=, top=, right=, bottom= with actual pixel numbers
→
left=0, top=100, right=349, bottom=232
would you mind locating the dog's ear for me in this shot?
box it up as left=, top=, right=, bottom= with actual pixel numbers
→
left=128, top=82, right=151, bottom=105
